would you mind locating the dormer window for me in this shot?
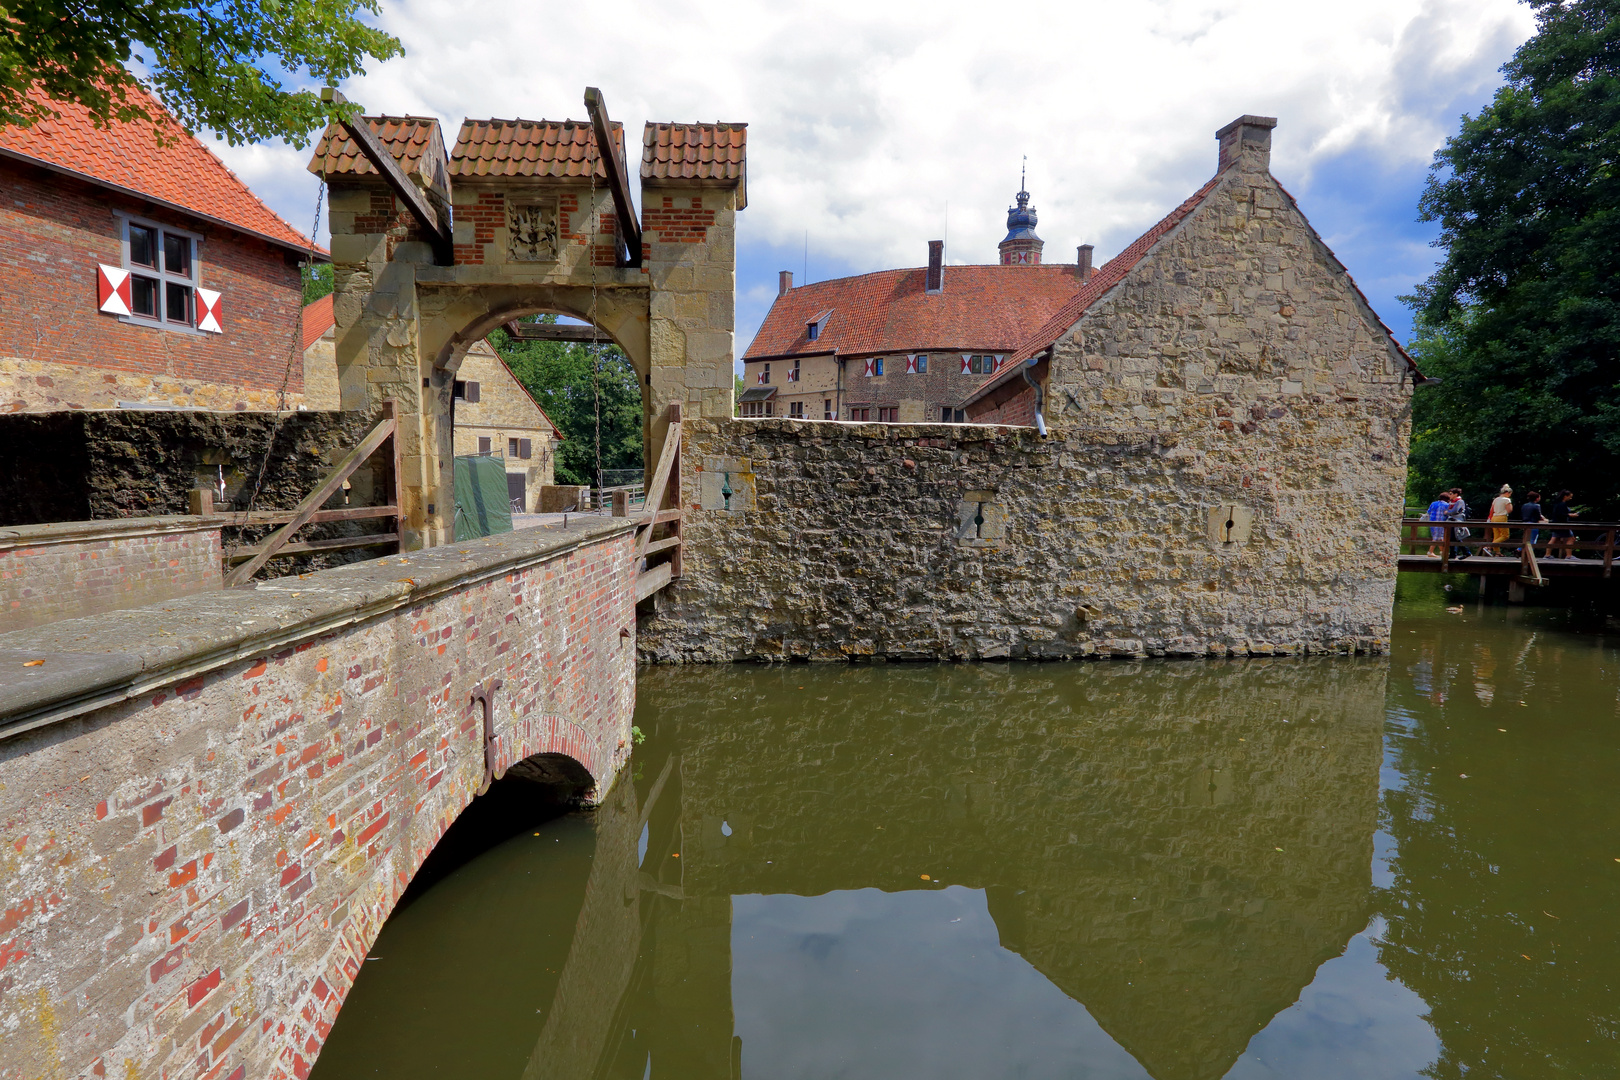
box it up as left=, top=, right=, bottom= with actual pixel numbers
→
left=807, top=309, right=832, bottom=341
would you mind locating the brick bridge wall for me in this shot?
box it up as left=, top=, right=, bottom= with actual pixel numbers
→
left=0, top=519, right=638, bottom=1080
left=0, top=516, right=224, bottom=633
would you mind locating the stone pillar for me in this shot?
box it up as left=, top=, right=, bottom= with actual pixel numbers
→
left=641, top=183, right=740, bottom=489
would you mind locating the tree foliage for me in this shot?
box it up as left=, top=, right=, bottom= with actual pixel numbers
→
left=0, top=0, right=402, bottom=145
left=301, top=262, right=333, bottom=305
left=1408, top=0, right=1620, bottom=516
left=489, top=318, right=643, bottom=487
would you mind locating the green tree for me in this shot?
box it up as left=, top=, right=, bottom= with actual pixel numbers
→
left=489, top=318, right=643, bottom=486
left=0, top=0, right=402, bottom=145
left=301, top=262, right=333, bottom=305
left=734, top=373, right=745, bottom=416
left=1408, top=0, right=1620, bottom=517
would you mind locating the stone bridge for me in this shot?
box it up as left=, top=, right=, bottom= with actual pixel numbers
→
left=0, top=520, right=638, bottom=1079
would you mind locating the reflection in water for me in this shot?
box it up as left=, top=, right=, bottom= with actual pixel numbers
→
left=311, top=591, right=1620, bottom=1079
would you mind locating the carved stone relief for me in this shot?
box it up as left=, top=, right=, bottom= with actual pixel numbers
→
left=507, top=200, right=560, bottom=262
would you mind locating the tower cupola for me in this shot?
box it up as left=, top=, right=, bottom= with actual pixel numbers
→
left=998, top=163, right=1044, bottom=265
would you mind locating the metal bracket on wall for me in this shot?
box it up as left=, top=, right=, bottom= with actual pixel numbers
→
left=470, top=678, right=505, bottom=795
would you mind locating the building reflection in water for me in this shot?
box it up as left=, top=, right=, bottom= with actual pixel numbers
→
left=522, top=659, right=1387, bottom=1080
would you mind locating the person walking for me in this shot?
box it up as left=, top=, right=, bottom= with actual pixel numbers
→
left=1520, top=491, right=1544, bottom=556
left=1426, top=490, right=1452, bottom=558
left=1545, top=489, right=1578, bottom=558
left=1487, top=485, right=1513, bottom=556
left=1446, top=488, right=1472, bottom=560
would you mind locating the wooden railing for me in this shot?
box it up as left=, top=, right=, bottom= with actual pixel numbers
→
left=1398, top=517, right=1619, bottom=581
left=634, top=404, right=683, bottom=603
left=220, top=401, right=403, bottom=586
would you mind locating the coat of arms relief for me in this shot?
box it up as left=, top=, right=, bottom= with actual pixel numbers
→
left=507, top=201, right=559, bottom=262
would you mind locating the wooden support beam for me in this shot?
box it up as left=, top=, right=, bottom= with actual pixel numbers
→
left=225, top=532, right=401, bottom=563
left=223, top=410, right=398, bottom=587
left=232, top=505, right=399, bottom=527
left=503, top=321, right=610, bottom=343
left=643, top=535, right=681, bottom=556
left=583, top=87, right=643, bottom=268
left=635, top=562, right=673, bottom=603
left=322, top=88, right=453, bottom=266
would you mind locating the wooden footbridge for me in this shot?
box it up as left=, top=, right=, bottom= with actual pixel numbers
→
left=1398, top=518, right=1619, bottom=583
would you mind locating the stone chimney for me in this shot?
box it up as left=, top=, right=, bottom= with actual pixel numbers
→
left=1217, top=115, right=1277, bottom=173
left=926, top=240, right=944, bottom=294
left=1077, top=244, right=1094, bottom=282
left=779, top=270, right=793, bottom=296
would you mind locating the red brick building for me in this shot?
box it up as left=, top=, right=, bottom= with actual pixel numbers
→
left=741, top=186, right=1091, bottom=423
left=0, top=88, right=321, bottom=413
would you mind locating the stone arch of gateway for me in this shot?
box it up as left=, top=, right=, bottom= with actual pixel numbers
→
left=0, top=97, right=1419, bottom=1078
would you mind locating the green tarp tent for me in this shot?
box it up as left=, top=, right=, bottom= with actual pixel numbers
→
left=453, top=455, right=513, bottom=541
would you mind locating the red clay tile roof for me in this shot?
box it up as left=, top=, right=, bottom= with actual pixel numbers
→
left=744, top=264, right=1085, bottom=362
left=961, top=175, right=1223, bottom=405
left=450, top=119, right=625, bottom=179
left=642, top=123, right=747, bottom=206
left=308, top=115, right=445, bottom=180
left=301, top=293, right=334, bottom=352
left=0, top=86, right=318, bottom=254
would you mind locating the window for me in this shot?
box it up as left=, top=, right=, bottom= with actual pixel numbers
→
left=454, top=380, right=481, bottom=403
left=478, top=436, right=492, bottom=454
left=741, top=400, right=765, bottom=417
left=850, top=406, right=871, bottom=421
left=789, top=358, right=800, bottom=382
left=760, top=363, right=771, bottom=384
left=874, top=357, right=884, bottom=376
left=941, top=406, right=965, bottom=423
left=824, top=399, right=834, bottom=419
left=969, top=355, right=983, bottom=375
left=917, top=354, right=928, bottom=373
left=118, top=218, right=205, bottom=329
left=807, top=322, right=819, bottom=341
left=509, top=438, right=520, bottom=457
left=878, top=406, right=898, bottom=422
left=789, top=401, right=805, bottom=418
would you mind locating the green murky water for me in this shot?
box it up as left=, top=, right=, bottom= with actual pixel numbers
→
left=311, top=583, right=1620, bottom=1080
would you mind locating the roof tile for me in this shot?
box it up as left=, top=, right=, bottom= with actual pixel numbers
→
left=744, top=264, right=1085, bottom=361
left=0, top=86, right=317, bottom=253
left=449, top=119, right=624, bottom=179
left=641, top=123, right=747, bottom=186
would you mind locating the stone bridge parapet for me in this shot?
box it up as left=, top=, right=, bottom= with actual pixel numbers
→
left=0, top=519, right=638, bottom=1079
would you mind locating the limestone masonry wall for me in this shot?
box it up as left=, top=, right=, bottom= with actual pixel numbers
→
left=0, top=519, right=638, bottom=1080
left=0, top=517, right=224, bottom=632
left=641, top=148, right=1410, bottom=662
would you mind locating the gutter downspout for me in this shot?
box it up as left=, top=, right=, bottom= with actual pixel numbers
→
left=1021, top=351, right=1048, bottom=437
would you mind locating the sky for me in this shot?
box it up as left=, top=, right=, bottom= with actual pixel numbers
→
left=215, top=0, right=1538, bottom=358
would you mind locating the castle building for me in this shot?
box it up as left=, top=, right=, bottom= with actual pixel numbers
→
left=741, top=187, right=1091, bottom=423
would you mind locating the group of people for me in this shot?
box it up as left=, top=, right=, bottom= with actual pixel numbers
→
left=1424, top=486, right=1581, bottom=559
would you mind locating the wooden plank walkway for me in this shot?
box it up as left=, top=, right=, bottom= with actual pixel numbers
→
left=1398, top=517, right=1618, bottom=581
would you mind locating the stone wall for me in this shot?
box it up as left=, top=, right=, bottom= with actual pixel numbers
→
left=640, top=415, right=1399, bottom=661
left=0, top=409, right=395, bottom=578
left=0, top=516, right=223, bottom=632
left=642, top=130, right=1409, bottom=661
left=0, top=518, right=639, bottom=1080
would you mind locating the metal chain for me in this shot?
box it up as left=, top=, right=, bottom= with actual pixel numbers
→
left=244, top=181, right=326, bottom=517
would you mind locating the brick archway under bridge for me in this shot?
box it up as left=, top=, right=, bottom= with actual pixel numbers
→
left=309, top=99, right=747, bottom=549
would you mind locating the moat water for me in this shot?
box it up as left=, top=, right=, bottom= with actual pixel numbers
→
left=311, top=580, right=1620, bottom=1080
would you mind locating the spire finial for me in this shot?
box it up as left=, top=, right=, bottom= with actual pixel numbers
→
left=1020, top=155, right=1027, bottom=196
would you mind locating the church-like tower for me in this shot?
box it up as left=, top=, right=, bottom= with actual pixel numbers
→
left=998, top=169, right=1044, bottom=265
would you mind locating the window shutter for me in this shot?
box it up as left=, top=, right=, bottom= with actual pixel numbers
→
left=97, top=264, right=132, bottom=315
left=478, top=436, right=491, bottom=454
left=520, top=439, right=532, bottom=459
left=195, top=288, right=222, bottom=333
left=864, top=358, right=876, bottom=377
left=960, top=354, right=972, bottom=374
left=758, top=369, right=768, bottom=385
left=905, top=355, right=918, bottom=375
left=466, top=381, right=481, bottom=403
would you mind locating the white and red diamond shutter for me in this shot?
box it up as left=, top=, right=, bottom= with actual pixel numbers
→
left=195, top=288, right=222, bottom=333
left=960, top=354, right=972, bottom=374
left=864, top=358, right=876, bottom=377
left=905, top=355, right=918, bottom=375
left=758, top=369, right=768, bottom=384
left=97, top=264, right=131, bottom=315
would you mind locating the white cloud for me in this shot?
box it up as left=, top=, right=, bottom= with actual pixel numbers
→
left=210, top=0, right=1534, bottom=295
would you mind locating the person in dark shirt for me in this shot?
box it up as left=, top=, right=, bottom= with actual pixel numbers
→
left=1544, top=490, right=1577, bottom=558
left=1520, top=491, right=1543, bottom=556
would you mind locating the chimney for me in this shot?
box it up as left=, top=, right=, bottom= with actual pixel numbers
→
left=779, top=270, right=793, bottom=296
left=1216, top=115, right=1277, bottom=173
left=1077, top=244, right=1094, bottom=282
left=925, top=240, right=944, bottom=293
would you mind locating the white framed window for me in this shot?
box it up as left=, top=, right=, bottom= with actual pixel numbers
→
left=116, top=215, right=206, bottom=330
left=789, top=358, right=800, bottom=382
left=789, top=401, right=805, bottom=418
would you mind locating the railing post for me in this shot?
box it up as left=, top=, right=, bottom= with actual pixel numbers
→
left=1440, top=523, right=1451, bottom=573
